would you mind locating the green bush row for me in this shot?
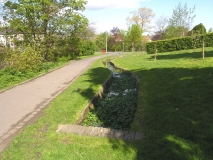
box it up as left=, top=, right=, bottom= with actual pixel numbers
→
left=146, top=33, right=213, bottom=54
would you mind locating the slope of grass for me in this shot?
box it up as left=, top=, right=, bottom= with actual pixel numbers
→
left=2, top=48, right=213, bottom=160
left=112, top=47, right=213, bottom=159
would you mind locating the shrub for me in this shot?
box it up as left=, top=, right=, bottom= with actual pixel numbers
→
left=80, top=41, right=95, bottom=56
left=5, top=45, right=43, bottom=72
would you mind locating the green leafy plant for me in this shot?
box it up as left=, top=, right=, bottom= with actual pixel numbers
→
left=5, top=45, right=43, bottom=72
left=83, top=72, right=137, bottom=130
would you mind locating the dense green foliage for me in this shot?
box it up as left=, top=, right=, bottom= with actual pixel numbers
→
left=163, top=25, right=189, bottom=39
left=126, top=24, right=143, bottom=51
left=0, top=60, right=67, bottom=90
left=80, top=41, right=96, bottom=56
left=83, top=71, right=137, bottom=130
left=95, top=32, right=107, bottom=51
left=191, top=23, right=207, bottom=35
left=146, top=33, right=213, bottom=54
left=3, top=0, right=89, bottom=60
left=5, top=45, right=43, bottom=71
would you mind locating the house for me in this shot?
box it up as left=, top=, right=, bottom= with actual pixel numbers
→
left=0, top=32, right=6, bottom=46
left=0, top=32, right=23, bottom=49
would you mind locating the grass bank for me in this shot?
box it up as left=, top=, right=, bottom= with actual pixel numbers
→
left=2, top=48, right=213, bottom=159
left=112, top=47, right=213, bottom=159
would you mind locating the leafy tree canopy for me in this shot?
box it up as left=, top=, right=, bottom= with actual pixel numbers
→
left=191, top=23, right=207, bottom=35
left=2, top=0, right=88, bottom=60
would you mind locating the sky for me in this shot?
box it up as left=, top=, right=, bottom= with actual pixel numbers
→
left=82, top=0, right=213, bottom=34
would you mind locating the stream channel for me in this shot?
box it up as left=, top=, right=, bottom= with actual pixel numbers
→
left=82, top=61, right=138, bottom=130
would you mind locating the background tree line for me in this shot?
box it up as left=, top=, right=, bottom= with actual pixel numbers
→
left=0, top=0, right=212, bottom=70
left=94, top=1, right=213, bottom=53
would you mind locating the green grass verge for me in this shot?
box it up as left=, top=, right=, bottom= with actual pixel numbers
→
left=2, top=48, right=213, bottom=159
left=0, top=61, right=68, bottom=91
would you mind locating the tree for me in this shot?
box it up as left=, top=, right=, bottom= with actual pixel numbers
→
left=110, top=27, right=120, bottom=40
left=191, top=23, right=206, bottom=35
left=208, top=28, right=213, bottom=33
left=155, top=15, right=168, bottom=34
left=95, top=32, right=108, bottom=51
left=126, top=24, right=142, bottom=51
left=168, top=2, right=196, bottom=37
left=152, top=15, right=168, bottom=41
left=107, top=27, right=124, bottom=51
left=79, top=21, right=96, bottom=41
left=163, top=25, right=188, bottom=39
left=3, top=0, right=88, bottom=60
left=126, top=7, right=155, bottom=33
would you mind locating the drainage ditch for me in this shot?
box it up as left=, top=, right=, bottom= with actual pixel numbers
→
left=82, top=60, right=138, bottom=130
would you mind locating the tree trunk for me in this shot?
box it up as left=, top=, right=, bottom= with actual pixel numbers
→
left=154, top=48, right=157, bottom=60
left=202, top=39, right=205, bottom=60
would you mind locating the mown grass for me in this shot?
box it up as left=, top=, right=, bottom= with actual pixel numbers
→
left=112, top=47, right=213, bottom=159
left=2, top=48, right=213, bottom=159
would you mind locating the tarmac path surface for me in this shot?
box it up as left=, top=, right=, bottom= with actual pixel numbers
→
left=0, top=52, right=120, bottom=152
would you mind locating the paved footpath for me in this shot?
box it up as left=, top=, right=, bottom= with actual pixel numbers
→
left=0, top=52, right=120, bottom=153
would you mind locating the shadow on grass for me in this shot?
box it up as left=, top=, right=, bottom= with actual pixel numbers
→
left=107, top=66, right=213, bottom=160
left=75, top=66, right=111, bottom=102
left=150, top=49, right=213, bottom=60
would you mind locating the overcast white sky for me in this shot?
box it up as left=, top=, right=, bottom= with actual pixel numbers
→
left=83, top=0, right=213, bottom=34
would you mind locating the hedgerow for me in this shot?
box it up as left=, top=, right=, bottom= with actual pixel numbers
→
left=146, top=33, right=213, bottom=54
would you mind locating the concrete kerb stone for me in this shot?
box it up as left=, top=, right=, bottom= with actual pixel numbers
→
left=1, top=134, right=10, bottom=141
left=89, top=127, right=100, bottom=137
left=135, top=132, right=143, bottom=140
left=56, top=125, right=64, bottom=133
left=110, top=129, right=125, bottom=139
left=124, top=131, right=135, bottom=140
left=57, top=124, right=143, bottom=140
left=8, top=128, right=17, bottom=135
left=81, top=126, right=94, bottom=136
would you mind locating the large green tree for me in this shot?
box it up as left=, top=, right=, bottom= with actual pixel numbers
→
left=164, top=25, right=188, bottom=39
left=168, top=2, right=196, bottom=37
left=191, top=23, right=207, bottom=35
left=3, top=0, right=88, bottom=60
left=95, top=32, right=108, bottom=51
left=126, top=24, right=142, bottom=51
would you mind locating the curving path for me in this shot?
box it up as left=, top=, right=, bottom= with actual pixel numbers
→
left=0, top=52, right=121, bottom=153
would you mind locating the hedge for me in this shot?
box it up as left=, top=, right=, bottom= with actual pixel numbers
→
left=146, top=33, right=213, bottom=54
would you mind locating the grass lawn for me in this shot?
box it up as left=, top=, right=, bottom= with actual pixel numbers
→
left=1, top=48, right=213, bottom=159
